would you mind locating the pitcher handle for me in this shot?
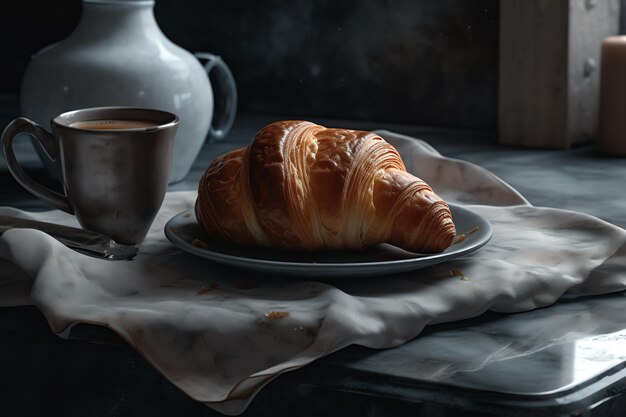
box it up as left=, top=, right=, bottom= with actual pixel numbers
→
left=195, top=52, right=238, bottom=141
left=1, top=117, right=72, bottom=213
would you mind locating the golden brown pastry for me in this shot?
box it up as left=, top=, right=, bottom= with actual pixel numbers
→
left=195, top=121, right=456, bottom=253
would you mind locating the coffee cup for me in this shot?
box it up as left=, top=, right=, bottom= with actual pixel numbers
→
left=1, top=107, right=178, bottom=245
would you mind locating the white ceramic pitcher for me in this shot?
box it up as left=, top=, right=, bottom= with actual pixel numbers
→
left=20, top=0, right=237, bottom=183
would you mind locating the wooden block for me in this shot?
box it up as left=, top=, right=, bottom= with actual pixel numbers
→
left=499, top=0, right=620, bottom=148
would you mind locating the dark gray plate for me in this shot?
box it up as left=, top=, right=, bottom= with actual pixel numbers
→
left=164, top=204, right=492, bottom=278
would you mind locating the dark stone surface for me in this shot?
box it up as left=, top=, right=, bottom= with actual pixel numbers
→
left=2, top=303, right=626, bottom=417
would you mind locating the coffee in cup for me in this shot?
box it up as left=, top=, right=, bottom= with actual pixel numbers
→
left=69, top=119, right=159, bottom=130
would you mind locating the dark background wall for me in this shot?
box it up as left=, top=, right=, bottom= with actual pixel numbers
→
left=160, top=0, right=500, bottom=130
left=8, top=0, right=626, bottom=130
left=3, top=1, right=626, bottom=130
left=0, top=0, right=500, bottom=130
left=7, top=0, right=626, bottom=131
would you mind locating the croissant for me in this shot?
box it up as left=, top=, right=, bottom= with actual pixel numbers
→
left=195, top=121, right=456, bottom=253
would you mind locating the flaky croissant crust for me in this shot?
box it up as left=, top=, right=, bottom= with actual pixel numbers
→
left=196, top=121, right=456, bottom=253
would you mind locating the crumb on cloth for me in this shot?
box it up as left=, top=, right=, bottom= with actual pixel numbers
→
left=264, top=311, right=289, bottom=320
left=450, top=269, right=469, bottom=281
left=197, top=282, right=219, bottom=295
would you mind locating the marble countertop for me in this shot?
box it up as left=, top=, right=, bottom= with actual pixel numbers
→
left=2, top=108, right=626, bottom=416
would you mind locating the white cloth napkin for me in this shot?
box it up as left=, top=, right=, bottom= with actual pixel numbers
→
left=1, top=131, right=626, bottom=415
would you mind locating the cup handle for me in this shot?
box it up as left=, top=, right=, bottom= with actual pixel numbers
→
left=1, top=117, right=73, bottom=214
left=195, top=52, right=238, bottom=141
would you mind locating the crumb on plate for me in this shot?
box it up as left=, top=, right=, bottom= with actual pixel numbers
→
left=454, top=225, right=480, bottom=244
left=192, top=238, right=208, bottom=250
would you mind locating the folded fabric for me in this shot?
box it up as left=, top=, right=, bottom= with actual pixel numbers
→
left=1, top=131, right=625, bottom=415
